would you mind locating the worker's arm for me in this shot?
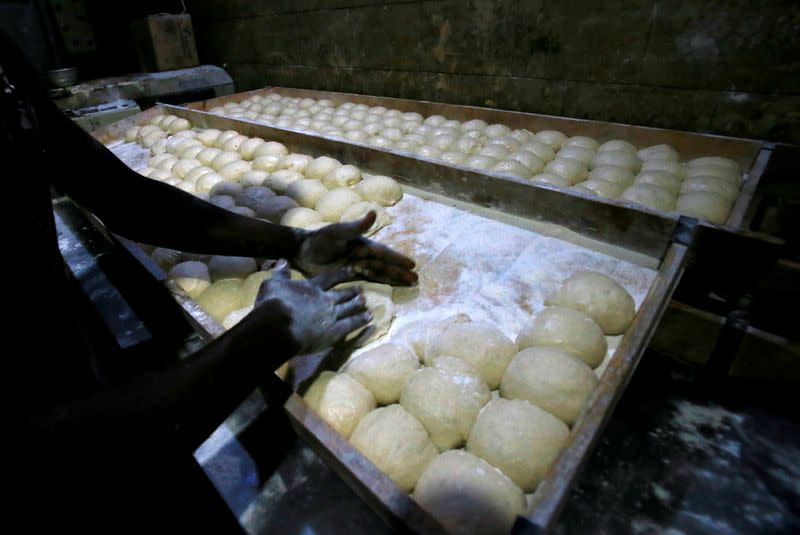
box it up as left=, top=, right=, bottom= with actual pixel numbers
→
left=26, top=263, right=369, bottom=451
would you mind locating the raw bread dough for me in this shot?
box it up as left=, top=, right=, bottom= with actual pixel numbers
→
left=516, top=306, right=607, bottom=368
left=562, top=136, right=600, bottom=152
left=209, top=195, right=236, bottom=210
left=305, top=156, right=342, bottom=180
left=534, top=130, right=567, bottom=150
left=588, top=165, right=635, bottom=185
left=621, top=183, right=675, bottom=211
left=394, top=313, right=472, bottom=360
left=353, top=175, right=403, bottom=206
left=349, top=404, right=438, bottom=492
left=197, top=129, right=222, bottom=146
left=572, top=179, right=624, bottom=199
left=239, top=170, right=269, bottom=187
left=501, top=347, right=599, bottom=426
left=241, top=271, right=270, bottom=306
left=277, top=153, right=313, bottom=173
left=208, top=255, right=258, bottom=281
left=545, top=272, right=636, bottom=335
left=344, top=343, right=420, bottom=405
left=634, top=170, right=682, bottom=195
left=400, top=363, right=491, bottom=450
left=252, top=141, right=289, bottom=158
left=196, top=279, right=244, bottom=322
left=687, top=156, right=739, bottom=173
left=265, top=169, right=304, bottom=193
left=196, top=147, right=223, bottom=167
left=315, top=187, right=362, bottom=222
left=520, top=141, right=556, bottom=162
left=254, top=195, right=298, bottom=222
left=413, top=450, right=527, bottom=535
left=441, top=151, right=468, bottom=165
left=680, top=176, right=739, bottom=203
left=492, top=160, right=532, bottom=178
left=150, top=247, right=182, bottom=270
left=304, top=372, right=376, bottom=439
left=686, top=165, right=740, bottom=184
left=213, top=130, right=240, bottom=149
left=340, top=201, right=391, bottom=235
left=210, top=151, right=242, bottom=171
left=167, top=261, right=210, bottom=299
left=598, top=139, right=637, bottom=154
left=322, top=164, right=362, bottom=188
left=675, top=191, right=732, bottom=224
left=171, top=159, right=202, bottom=179
left=531, top=173, right=571, bottom=188
left=222, top=306, right=253, bottom=329
left=425, top=320, right=516, bottom=389
left=280, top=207, right=324, bottom=229
left=221, top=134, right=249, bottom=153
left=235, top=186, right=275, bottom=210
left=591, top=150, right=641, bottom=171
left=507, top=151, right=545, bottom=173
left=285, top=179, right=329, bottom=208
left=543, top=158, right=590, bottom=185
left=556, top=146, right=595, bottom=166
left=252, top=155, right=284, bottom=173
left=464, top=155, right=498, bottom=170
left=641, top=159, right=686, bottom=179
left=238, top=137, right=266, bottom=160
left=466, top=398, right=569, bottom=492
left=124, top=126, right=140, bottom=142
left=637, top=144, right=679, bottom=161
left=218, top=160, right=252, bottom=181
left=340, top=282, right=395, bottom=346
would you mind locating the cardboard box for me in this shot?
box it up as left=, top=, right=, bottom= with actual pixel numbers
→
left=131, top=14, right=199, bottom=72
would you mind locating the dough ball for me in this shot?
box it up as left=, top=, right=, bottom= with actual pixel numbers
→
left=195, top=172, right=225, bottom=193
left=534, top=130, right=567, bottom=150
left=621, top=183, right=675, bottom=211
left=501, top=347, right=598, bottom=426
left=252, top=141, right=289, bottom=158
left=264, top=169, right=304, bottom=193
left=441, top=151, right=468, bottom=165
left=453, top=137, right=481, bottom=154
left=241, top=271, right=270, bottom=306
left=171, top=158, right=202, bottom=179
left=340, top=282, right=395, bottom=346
left=180, top=145, right=204, bottom=161
left=197, top=129, right=222, bottom=147
left=423, top=114, right=447, bottom=127
left=591, top=150, right=641, bottom=171
left=507, top=151, right=545, bottom=174
left=163, top=176, right=182, bottom=187
left=572, top=179, right=624, bottom=199
left=462, top=118, right=488, bottom=131
left=136, top=124, right=161, bottom=141
left=675, top=192, right=732, bottom=224
left=210, top=150, right=242, bottom=171
left=543, top=158, right=590, bottom=185
left=304, top=372, right=376, bottom=439
left=349, top=404, right=438, bottom=492
left=340, top=201, right=391, bottom=235
left=353, top=175, right=402, bottom=206
left=425, top=321, right=516, bottom=389
left=150, top=247, right=182, bottom=270
left=680, top=176, right=739, bottom=203
left=492, top=160, right=533, bottom=179
left=154, top=155, right=178, bottom=172
left=477, top=145, right=508, bottom=160
left=413, top=450, right=527, bottom=535
left=487, top=135, right=521, bottom=153
left=545, top=272, right=635, bottom=335
left=222, top=306, right=253, bottom=330
left=345, top=343, right=420, bottom=405
left=230, top=206, right=255, bottom=217
left=235, top=185, right=275, bottom=210
left=556, top=146, right=595, bottom=166
left=218, top=160, right=252, bottom=181
left=562, top=136, right=600, bottom=152
left=588, top=165, right=635, bottom=185
left=285, top=179, right=329, bottom=208
left=196, top=147, right=223, bottom=167
left=418, top=145, right=442, bottom=159
left=323, top=164, right=362, bottom=188
left=516, top=307, right=607, bottom=367
left=531, top=173, right=572, bottom=188
left=598, top=139, right=637, bottom=154
left=167, top=118, right=191, bottom=134
left=124, top=126, right=140, bottom=142
left=305, top=156, right=342, bottom=180
left=239, top=170, right=269, bottom=187
left=686, top=165, right=740, bottom=184
left=400, top=364, right=491, bottom=451
left=209, top=194, right=236, bottom=210
left=467, top=398, right=569, bottom=492
left=280, top=207, right=324, bottom=229
left=213, top=130, right=241, bottom=149
left=315, top=187, right=362, bottom=222
left=687, top=156, right=739, bottom=174
left=483, top=123, right=510, bottom=139
left=520, top=141, right=556, bottom=162
left=238, top=137, right=266, bottom=160
left=344, top=130, right=369, bottom=143
left=141, top=130, right=167, bottom=148
left=208, top=255, right=258, bottom=281
left=634, top=170, right=682, bottom=195
left=176, top=181, right=197, bottom=194
left=394, top=313, right=472, bottom=360
left=196, top=279, right=244, bottom=322
left=637, top=144, right=679, bottom=161
left=254, top=195, right=298, bottom=222
left=464, top=155, right=498, bottom=170
left=641, top=159, right=686, bottom=179
left=148, top=169, right=173, bottom=182
left=221, top=134, right=249, bottom=152
left=278, top=153, right=314, bottom=173
left=174, top=139, right=203, bottom=158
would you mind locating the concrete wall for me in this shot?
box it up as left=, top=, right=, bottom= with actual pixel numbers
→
left=185, top=0, right=799, bottom=143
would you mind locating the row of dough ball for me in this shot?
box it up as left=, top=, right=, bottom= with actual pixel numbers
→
left=160, top=254, right=395, bottom=344
left=126, top=124, right=403, bottom=230
left=210, top=93, right=742, bottom=224
left=302, top=272, right=636, bottom=534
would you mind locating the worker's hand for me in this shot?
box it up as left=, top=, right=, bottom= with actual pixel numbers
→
left=295, top=212, right=418, bottom=286
left=254, top=260, right=370, bottom=354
